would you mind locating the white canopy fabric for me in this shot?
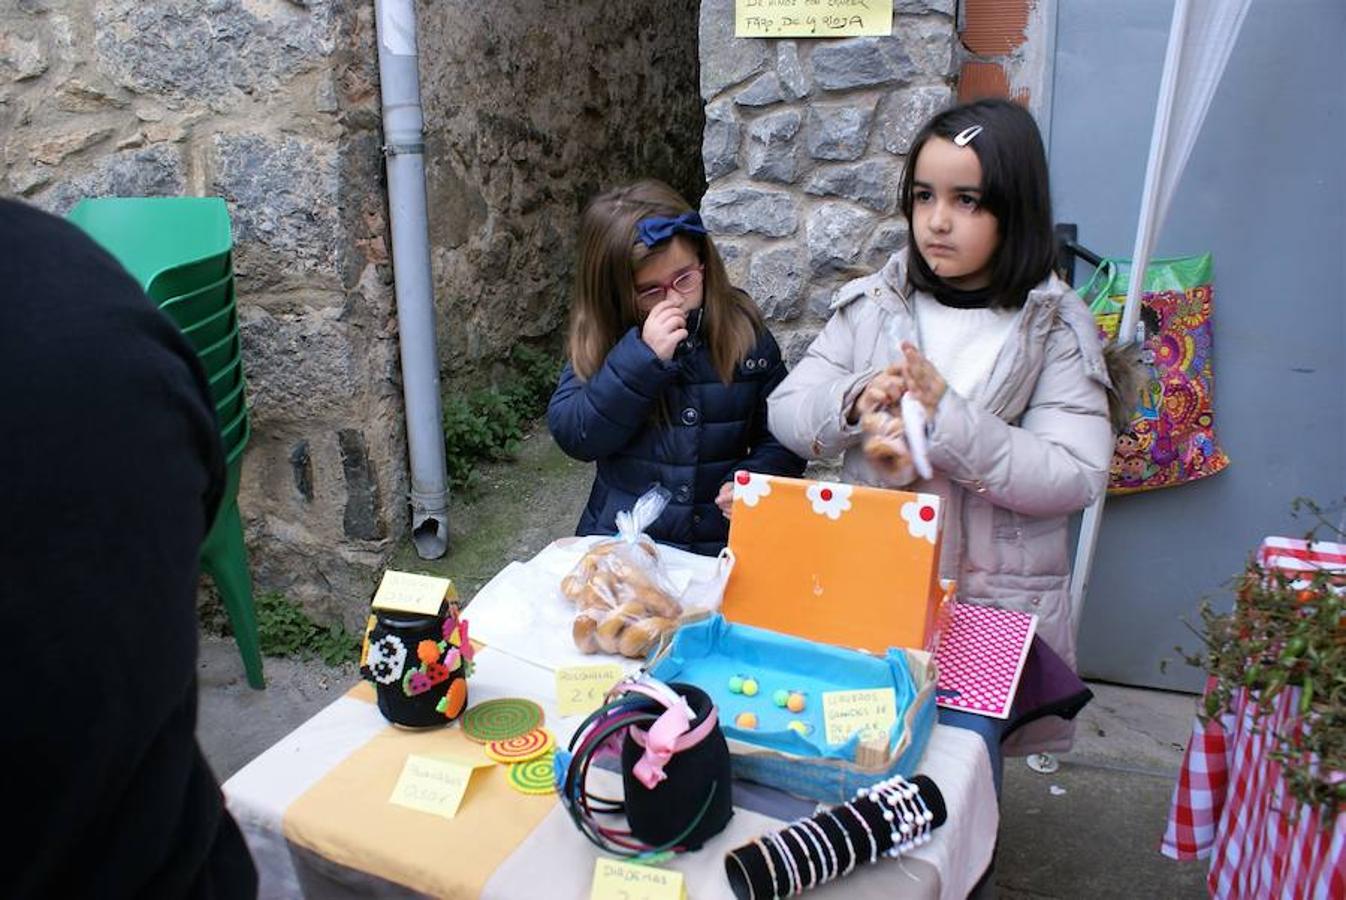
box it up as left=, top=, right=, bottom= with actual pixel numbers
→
left=1070, top=0, right=1252, bottom=628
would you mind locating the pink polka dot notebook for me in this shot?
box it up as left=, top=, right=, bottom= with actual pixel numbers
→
left=933, top=601, right=1037, bottom=719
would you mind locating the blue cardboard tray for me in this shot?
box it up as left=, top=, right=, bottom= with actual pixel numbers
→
left=647, top=615, right=936, bottom=803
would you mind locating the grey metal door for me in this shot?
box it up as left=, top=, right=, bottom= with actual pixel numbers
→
left=1048, top=0, right=1345, bottom=690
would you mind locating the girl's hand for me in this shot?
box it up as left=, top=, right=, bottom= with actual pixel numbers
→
left=861, top=411, right=913, bottom=479
left=715, top=482, right=734, bottom=519
left=641, top=297, right=688, bottom=361
left=848, top=364, right=905, bottom=424
left=898, top=342, right=946, bottom=416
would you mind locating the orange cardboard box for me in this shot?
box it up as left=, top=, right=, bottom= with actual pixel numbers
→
left=723, top=472, right=950, bottom=654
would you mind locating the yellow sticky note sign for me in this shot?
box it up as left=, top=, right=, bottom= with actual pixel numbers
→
left=822, top=687, right=897, bottom=746
left=388, top=754, right=477, bottom=820
left=735, top=0, right=893, bottom=38
left=556, top=664, right=625, bottom=717
left=590, top=858, right=686, bottom=900
left=372, top=570, right=457, bottom=616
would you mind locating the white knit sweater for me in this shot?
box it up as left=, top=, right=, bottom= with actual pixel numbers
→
left=913, top=291, right=1017, bottom=400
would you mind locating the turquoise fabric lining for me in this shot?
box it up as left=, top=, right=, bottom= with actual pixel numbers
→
left=649, top=615, right=921, bottom=760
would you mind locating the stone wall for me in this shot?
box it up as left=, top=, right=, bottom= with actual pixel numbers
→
left=2, top=0, right=400, bottom=627
left=696, top=0, right=957, bottom=363
left=0, top=0, right=705, bottom=628
left=417, top=1, right=703, bottom=385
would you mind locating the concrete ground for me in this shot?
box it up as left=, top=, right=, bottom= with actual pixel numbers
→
left=197, top=429, right=1213, bottom=898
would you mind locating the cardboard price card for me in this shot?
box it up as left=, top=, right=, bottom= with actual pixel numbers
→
left=388, top=754, right=480, bottom=820
left=590, top=858, right=686, bottom=900
left=371, top=570, right=458, bottom=616
left=822, top=687, right=897, bottom=746
left=556, top=663, right=625, bottom=717
left=735, top=0, right=893, bottom=38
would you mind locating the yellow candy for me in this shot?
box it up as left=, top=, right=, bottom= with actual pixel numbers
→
left=741, top=678, right=759, bottom=697
left=787, top=720, right=811, bottom=737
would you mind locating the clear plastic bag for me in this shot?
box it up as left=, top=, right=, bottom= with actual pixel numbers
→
left=561, top=487, right=686, bottom=658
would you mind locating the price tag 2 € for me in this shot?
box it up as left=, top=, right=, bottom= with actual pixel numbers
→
left=556, top=663, right=625, bottom=717
left=589, top=858, right=685, bottom=900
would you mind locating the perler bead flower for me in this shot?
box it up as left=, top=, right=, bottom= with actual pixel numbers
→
left=731, top=470, right=772, bottom=508
left=806, top=481, right=852, bottom=520
left=366, top=634, right=407, bottom=685
left=901, top=495, right=941, bottom=544
left=417, top=639, right=440, bottom=665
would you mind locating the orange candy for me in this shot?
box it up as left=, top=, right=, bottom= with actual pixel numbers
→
left=735, top=711, right=758, bottom=730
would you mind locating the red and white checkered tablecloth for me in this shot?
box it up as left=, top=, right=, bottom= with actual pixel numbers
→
left=1162, top=680, right=1346, bottom=898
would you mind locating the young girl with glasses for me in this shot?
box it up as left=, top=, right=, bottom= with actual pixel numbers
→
left=767, top=99, right=1138, bottom=758
left=548, top=178, right=805, bottom=554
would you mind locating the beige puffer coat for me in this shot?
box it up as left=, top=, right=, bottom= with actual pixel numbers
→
left=767, top=250, right=1116, bottom=754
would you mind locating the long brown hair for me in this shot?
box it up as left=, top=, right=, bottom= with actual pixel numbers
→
left=567, top=179, right=762, bottom=384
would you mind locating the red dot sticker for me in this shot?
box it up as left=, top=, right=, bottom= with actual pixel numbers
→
left=920, top=506, right=935, bottom=522
left=736, top=472, right=750, bottom=485
left=820, top=488, right=833, bottom=501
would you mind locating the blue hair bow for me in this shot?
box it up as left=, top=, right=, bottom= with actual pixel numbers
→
left=635, top=211, right=708, bottom=248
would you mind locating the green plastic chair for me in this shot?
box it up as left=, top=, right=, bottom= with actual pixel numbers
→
left=68, top=198, right=263, bottom=688
left=182, top=304, right=237, bottom=354
left=160, top=271, right=234, bottom=331
left=199, top=331, right=241, bottom=375
left=220, top=407, right=249, bottom=472
left=202, top=423, right=263, bottom=689
left=67, top=197, right=232, bottom=295
left=215, top=378, right=247, bottom=428
left=149, top=253, right=232, bottom=305
left=208, top=355, right=243, bottom=405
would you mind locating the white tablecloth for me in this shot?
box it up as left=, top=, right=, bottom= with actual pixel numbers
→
left=224, top=549, right=998, bottom=899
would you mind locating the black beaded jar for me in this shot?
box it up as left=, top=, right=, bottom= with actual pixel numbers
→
left=361, top=606, right=470, bottom=729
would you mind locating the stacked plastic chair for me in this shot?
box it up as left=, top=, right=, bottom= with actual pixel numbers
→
left=68, top=197, right=264, bottom=688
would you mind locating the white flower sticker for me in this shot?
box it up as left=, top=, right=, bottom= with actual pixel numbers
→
left=366, top=634, right=408, bottom=685
left=901, top=494, right=941, bottom=544
left=806, top=482, right=852, bottom=520
left=732, top=471, right=772, bottom=507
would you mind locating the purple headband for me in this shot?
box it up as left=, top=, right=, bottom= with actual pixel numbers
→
left=635, top=211, right=708, bottom=248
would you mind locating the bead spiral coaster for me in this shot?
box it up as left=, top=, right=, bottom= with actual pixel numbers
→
left=723, top=774, right=946, bottom=899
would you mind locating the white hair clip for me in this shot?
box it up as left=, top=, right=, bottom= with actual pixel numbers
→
left=952, top=125, right=983, bottom=147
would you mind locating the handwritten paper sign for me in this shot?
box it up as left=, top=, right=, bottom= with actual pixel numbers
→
left=556, top=663, right=625, bottom=717
left=822, top=687, right=897, bottom=746
left=736, top=0, right=893, bottom=38
left=372, top=570, right=458, bottom=616
left=388, top=754, right=480, bottom=820
left=590, top=858, right=686, bottom=900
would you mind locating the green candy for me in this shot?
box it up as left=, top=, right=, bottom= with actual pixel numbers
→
left=773, top=689, right=789, bottom=707
left=728, top=675, right=745, bottom=694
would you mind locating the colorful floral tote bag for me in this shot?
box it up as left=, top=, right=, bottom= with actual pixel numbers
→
left=1081, top=254, right=1230, bottom=494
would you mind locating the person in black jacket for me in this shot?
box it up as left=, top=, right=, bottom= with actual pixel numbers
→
left=0, top=198, right=257, bottom=898
left=547, top=179, right=805, bottom=555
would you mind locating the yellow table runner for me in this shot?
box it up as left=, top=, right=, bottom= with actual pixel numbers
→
left=281, top=682, right=557, bottom=898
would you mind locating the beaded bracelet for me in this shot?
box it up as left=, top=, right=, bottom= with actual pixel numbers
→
left=783, top=826, right=816, bottom=891
left=764, top=834, right=791, bottom=893
left=822, top=809, right=858, bottom=876
left=799, top=817, right=835, bottom=884
left=754, top=836, right=779, bottom=897
left=844, top=802, right=879, bottom=865
left=726, top=850, right=757, bottom=900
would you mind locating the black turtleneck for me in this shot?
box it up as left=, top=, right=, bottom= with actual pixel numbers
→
left=931, top=281, right=995, bottom=309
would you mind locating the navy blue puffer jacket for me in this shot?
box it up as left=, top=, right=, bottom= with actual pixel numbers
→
left=548, top=320, right=805, bottom=555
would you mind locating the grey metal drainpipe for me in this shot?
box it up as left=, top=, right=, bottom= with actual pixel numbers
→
left=373, top=0, right=450, bottom=559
